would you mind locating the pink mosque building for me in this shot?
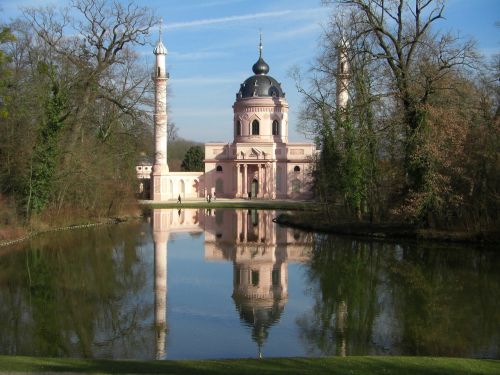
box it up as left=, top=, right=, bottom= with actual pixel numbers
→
left=141, top=33, right=319, bottom=201
left=203, top=38, right=316, bottom=199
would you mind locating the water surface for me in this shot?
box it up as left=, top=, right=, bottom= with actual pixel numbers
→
left=0, top=209, right=498, bottom=359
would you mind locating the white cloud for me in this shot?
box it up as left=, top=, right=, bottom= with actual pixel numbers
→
left=169, top=50, right=231, bottom=61
left=167, top=10, right=293, bottom=30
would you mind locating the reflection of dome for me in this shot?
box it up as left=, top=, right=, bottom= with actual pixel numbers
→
left=233, top=296, right=285, bottom=349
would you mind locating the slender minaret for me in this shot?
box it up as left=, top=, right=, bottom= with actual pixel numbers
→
left=336, top=36, right=350, bottom=111
left=152, top=22, right=170, bottom=201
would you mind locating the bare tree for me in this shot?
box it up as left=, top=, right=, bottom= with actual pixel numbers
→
left=323, top=0, right=477, bottom=193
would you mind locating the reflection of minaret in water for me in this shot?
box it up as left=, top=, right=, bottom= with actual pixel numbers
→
left=336, top=300, right=347, bottom=357
left=204, top=209, right=311, bottom=358
left=152, top=209, right=169, bottom=360
left=151, top=208, right=203, bottom=359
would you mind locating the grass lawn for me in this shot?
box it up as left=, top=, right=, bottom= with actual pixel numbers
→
left=141, top=200, right=317, bottom=211
left=0, top=355, right=498, bottom=374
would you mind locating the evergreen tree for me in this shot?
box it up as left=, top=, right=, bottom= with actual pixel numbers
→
left=181, top=146, right=204, bottom=172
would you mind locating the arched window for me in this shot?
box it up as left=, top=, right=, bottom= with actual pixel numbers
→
left=236, top=120, right=241, bottom=136
left=216, top=165, right=223, bottom=172
left=157, top=67, right=161, bottom=76
left=294, top=165, right=301, bottom=173
left=272, top=120, right=279, bottom=136
left=251, top=120, right=259, bottom=135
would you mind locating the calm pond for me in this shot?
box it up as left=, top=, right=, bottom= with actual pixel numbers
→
left=0, top=208, right=498, bottom=360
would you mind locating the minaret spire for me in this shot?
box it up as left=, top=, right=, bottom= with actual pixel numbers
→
left=159, top=18, right=163, bottom=42
left=259, top=30, right=263, bottom=58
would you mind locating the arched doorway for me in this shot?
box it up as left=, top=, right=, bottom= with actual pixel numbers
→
left=251, top=178, right=258, bottom=198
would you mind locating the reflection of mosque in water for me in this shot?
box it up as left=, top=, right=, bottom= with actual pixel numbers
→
left=150, top=208, right=311, bottom=359
left=203, top=209, right=311, bottom=357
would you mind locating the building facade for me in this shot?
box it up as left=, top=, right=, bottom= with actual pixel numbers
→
left=204, top=40, right=316, bottom=199
left=140, top=34, right=317, bottom=201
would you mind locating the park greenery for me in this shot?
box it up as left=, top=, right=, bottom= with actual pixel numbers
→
left=0, top=0, right=498, bottom=237
left=295, top=0, right=499, bottom=231
left=0, top=355, right=498, bottom=374
left=0, top=0, right=159, bottom=229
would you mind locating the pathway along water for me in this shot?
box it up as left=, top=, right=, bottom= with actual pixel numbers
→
left=0, top=208, right=498, bottom=360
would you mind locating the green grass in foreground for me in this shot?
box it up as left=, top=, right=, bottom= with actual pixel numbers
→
left=0, top=355, right=498, bottom=374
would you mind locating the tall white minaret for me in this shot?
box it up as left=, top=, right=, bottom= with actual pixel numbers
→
left=152, top=23, right=169, bottom=201
left=336, top=36, right=350, bottom=111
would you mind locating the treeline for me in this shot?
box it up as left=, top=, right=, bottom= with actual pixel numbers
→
left=0, top=0, right=157, bottom=226
left=297, top=0, right=499, bottom=230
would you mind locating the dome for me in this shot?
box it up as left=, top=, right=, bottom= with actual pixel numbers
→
left=236, top=36, right=285, bottom=99
left=252, top=57, right=269, bottom=75
left=237, top=74, right=285, bottom=99
left=154, top=40, right=167, bottom=55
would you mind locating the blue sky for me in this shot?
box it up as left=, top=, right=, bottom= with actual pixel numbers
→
left=1, top=0, right=498, bottom=143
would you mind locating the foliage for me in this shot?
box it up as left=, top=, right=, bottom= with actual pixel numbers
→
left=0, top=27, right=15, bottom=119
left=181, top=145, right=205, bottom=172
left=0, top=1, right=158, bottom=222
left=297, top=0, right=498, bottom=230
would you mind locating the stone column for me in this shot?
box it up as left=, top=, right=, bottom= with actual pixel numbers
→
left=271, top=162, right=276, bottom=199
left=242, top=164, right=247, bottom=197
left=236, top=164, right=241, bottom=198
left=257, top=164, right=261, bottom=198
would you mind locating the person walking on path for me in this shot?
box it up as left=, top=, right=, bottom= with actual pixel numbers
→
left=213, top=192, right=216, bottom=201
left=177, top=194, right=182, bottom=204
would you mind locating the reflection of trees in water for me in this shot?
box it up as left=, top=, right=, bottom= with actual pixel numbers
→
left=298, top=236, right=500, bottom=358
left=0, top=222, right=154, bottom=359
left=388, top=243, right=500, bottom=358
left=297, top=236, right=381, bottom=356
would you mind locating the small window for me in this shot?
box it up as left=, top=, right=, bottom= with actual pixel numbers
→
left=294, top=166, right=300, bottom=173
left=272, top=120, right=279, bottom=136
left=157, top=67, right=161, bottom=76
left=236, top=120, right=241, bottom=136
left=251, top=120, right=259, bottom=135
left=251, top=270, right=259, bottom=286
left=216, top=165, right=223, bottom=172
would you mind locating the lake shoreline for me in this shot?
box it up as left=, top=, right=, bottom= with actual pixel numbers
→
left=2, top=199, right=498, bottom=246
left=273, top=212, right=500, bottom=244
left=0, top=355, right=498, bottom=374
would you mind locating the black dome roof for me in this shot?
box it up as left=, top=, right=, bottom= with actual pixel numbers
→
left=236, top=51, right=285, bottom=99
left=252, top=57, right=269, bottom=75
left=237, top=74, right=285, bottom=99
